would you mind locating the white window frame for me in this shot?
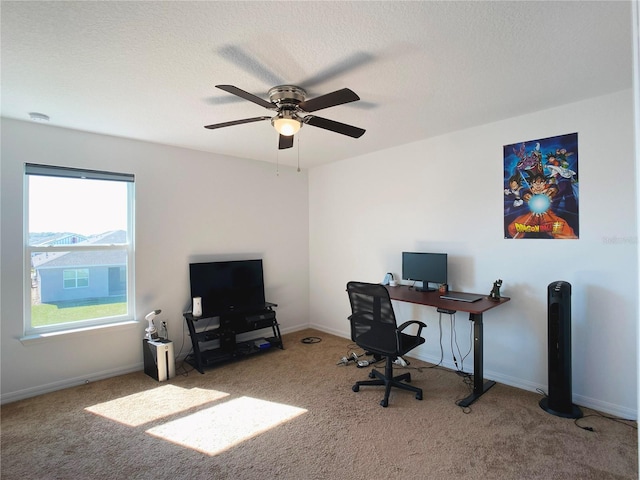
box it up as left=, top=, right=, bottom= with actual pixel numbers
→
left=24, top=164, right=135, bottom=337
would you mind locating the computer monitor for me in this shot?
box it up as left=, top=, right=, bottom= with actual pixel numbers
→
left=402, top=252, right=447, bottom=292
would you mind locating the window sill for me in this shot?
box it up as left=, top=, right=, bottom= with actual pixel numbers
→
left=20, top=320, right=139, bottom=345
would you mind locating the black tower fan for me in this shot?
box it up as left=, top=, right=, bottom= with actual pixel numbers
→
left=539, top=281, right=583, bottom=418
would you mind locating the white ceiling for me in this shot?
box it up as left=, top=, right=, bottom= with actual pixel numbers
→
left=1, top=1, right=633, bottom=169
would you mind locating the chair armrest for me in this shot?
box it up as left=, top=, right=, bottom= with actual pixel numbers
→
left=395, top=320, right=427, bottom=354
left=397, top=320, right=427, bottom=336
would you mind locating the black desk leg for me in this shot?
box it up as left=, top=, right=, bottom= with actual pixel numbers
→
left=457, top=313, right=496, bottom=407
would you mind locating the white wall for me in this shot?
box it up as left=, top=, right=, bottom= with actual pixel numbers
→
left=2, top=90, right=637, bottom=418
left=309, top=89, right=637, bottom=419
left=0, top=118, right=310, bottom=403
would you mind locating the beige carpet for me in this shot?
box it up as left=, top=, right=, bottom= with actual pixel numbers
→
left=1, top=328, right=637, bottom=480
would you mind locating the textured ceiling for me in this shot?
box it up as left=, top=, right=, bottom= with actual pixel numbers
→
left=1, top=1, right=633, bottom=169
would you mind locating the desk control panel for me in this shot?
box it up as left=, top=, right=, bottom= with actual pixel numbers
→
left=437, top=308, right=457, bottom=315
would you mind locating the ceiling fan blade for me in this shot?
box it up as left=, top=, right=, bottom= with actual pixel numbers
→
left=299, top=53, right=374, bottom=89
left=279, top=135, right=294, bottom=150
left=204, top=116, right=271, bottom=129
left=215, top=85, right=275, bottom=110
left=217, top=45, right=285, bottom=86
left=304, top=116, right=365, bottom=138
left=299, top=88, right=360, bottom=112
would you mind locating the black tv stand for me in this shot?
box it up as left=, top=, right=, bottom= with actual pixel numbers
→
left=183, top=302, right=283, bottom=374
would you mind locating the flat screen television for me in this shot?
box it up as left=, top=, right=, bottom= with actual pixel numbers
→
left=189, top=259, right=266, bottom=316
left=402, top=252, right=447, bottom=292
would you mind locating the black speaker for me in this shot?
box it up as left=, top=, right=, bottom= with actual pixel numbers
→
left=539, top=281, right=583, bottom=418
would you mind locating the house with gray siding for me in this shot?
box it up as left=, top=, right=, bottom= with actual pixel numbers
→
left=33, top=231, right=127, bottom=304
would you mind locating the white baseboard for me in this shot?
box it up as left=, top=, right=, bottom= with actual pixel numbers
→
left=2, top=323, right=311, bottom=405
left=1, top=364, right=143, bottom=405
left=308, top=324, right=638, bottom=420
left=6, top=322, right=635, bottom=420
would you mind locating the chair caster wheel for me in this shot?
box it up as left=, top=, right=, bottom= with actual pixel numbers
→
left=368, top=372, right=376, bottom=379
left=416, top=393, right=423, bottom=400
left=380, top=399, right=388, bottom=407
left=352, top=385, right=359, bottom=392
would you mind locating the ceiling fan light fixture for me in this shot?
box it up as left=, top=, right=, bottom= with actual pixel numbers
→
left=272, top=113, right=302, bottom=136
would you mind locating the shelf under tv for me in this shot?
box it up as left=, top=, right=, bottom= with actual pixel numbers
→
left=183, top=304, right=283, bottom=374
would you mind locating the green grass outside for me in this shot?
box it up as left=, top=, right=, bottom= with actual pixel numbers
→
left=31, top=297, right=127, bottom=327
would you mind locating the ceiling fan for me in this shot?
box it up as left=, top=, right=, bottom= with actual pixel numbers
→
left=204, top=84, right=366, bottom=149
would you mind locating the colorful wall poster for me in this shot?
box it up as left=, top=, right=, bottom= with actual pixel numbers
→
left=503, top=133, right=579, bottom=239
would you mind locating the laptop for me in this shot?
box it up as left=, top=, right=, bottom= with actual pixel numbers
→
left=439, top=292, right=484, bottom=303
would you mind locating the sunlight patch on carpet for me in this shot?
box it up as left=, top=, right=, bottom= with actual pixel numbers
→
left=145, top=396, right=307, bottom=455
left=85, top=385, right=229, bottom=426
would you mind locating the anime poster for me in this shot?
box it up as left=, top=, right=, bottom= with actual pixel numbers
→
left=503, top=133, right=578, bottom=239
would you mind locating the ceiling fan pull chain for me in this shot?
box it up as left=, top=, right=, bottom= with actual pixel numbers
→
left=297, top=134, right=301, bottom=173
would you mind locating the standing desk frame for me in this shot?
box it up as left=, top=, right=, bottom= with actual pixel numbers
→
left=385, top=285, right=510, bottom=407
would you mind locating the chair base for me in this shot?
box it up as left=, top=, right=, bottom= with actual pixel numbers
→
left=352, top=357, right=423, bottom=407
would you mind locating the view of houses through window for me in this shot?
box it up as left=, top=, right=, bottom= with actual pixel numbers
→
left=25, top=164, right=135, bottom=335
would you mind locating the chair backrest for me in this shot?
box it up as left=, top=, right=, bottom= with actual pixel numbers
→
left=347, top=281, right=396, bottom=325
left=346, top=281, right=398, bottom=354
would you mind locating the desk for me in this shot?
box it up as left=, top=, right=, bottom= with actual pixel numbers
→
left=385, top=285, right=510, bottom=407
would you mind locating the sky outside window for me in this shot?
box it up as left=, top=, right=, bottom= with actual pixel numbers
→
left=29, top=176, right=127, bottom=236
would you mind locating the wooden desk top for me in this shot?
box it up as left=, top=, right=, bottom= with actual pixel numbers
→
left=385, top=285, right=510, bottom=315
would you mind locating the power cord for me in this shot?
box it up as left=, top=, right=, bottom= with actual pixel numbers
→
left=384, top=310, right=474, bottom=409
left=449, top=313, right=472, bottom=373
left=453, top=372, right=475, bottom=413
left=172, top=317, right=193, bottom=377
left=337, top=344, right=383, bottom=367
left=366, top=356, right=387, bottom=369
left=176, top=315, right=217, bottom=377
left=178, top=349, right=196, bottom=376
left=424, top=313, right=445, bottom=368
left=336, top=351, right=361, bottom=366
left=536, top=389, right=636, bottom=432
left=450, top=313, right=460, bottom=370
left=574, top=412, right=637, bottom=432
left=357, top=358, right=382, bottom=368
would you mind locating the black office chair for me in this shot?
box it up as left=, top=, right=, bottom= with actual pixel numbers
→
left=346, top=281, right=427, bottom=407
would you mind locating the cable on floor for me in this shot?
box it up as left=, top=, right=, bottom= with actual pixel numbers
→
left=301, top=336, right=322, bottom=344
left=574, top=412, right=638, bottom=432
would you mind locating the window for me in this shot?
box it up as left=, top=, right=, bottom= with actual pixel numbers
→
left=63, top=269, right=90, bottom=289
left=25, top=164, right=135, bottom=336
